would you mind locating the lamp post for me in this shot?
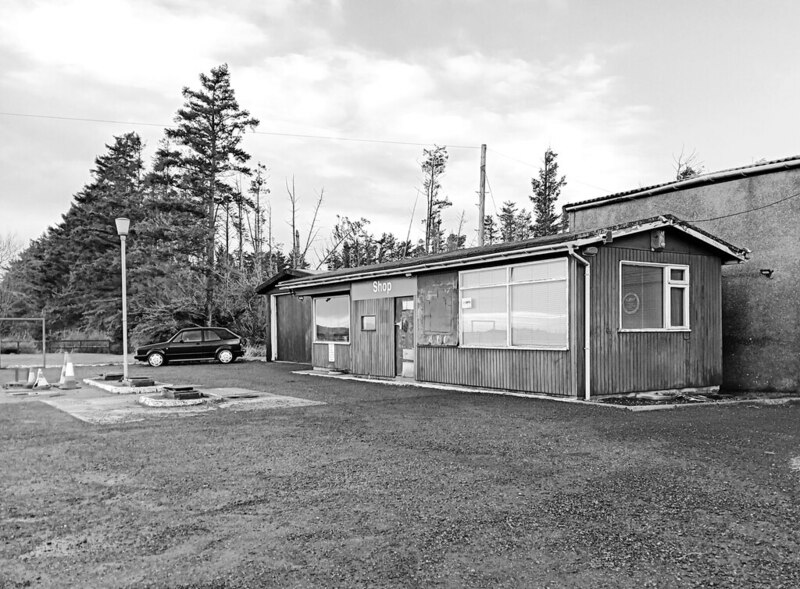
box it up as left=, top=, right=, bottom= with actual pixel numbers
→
left=115, top=217, right=130, bottom=382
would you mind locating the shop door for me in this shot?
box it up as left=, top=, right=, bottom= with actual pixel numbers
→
left=395, top=296, right=415, bottom=377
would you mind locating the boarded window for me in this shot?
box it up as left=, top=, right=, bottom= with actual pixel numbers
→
left=418, top=272, right=459, bottom=345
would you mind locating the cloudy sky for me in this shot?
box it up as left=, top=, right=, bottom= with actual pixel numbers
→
left=1, top=0, right=798, bottom=260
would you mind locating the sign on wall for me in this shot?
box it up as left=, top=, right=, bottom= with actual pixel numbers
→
left=352, top=277, right=417, bottom=300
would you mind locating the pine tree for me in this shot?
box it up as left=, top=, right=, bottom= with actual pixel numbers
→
left=2, top=133, right=146, bottom=339
left=165, top=64, right=259, bottom=325
left=498, top=201, right=519, bottom=242
left=483, top=215, right=498, bottom=245
left=420, top=146, right=451, bottom=254
left=530, top=148, right=566, bottom=237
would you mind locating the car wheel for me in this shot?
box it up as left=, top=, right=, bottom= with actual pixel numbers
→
left=148, top=352, right=165, bottom=367
left=217, top=349, right=233, bottom=364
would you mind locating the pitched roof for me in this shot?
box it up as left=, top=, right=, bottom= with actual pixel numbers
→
left=280, top=215, right=748, bottom=290
left=563, top=155, right=800, bottom=212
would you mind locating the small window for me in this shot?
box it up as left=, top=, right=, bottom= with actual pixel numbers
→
left=361, top=315, right=376, bottom=331
left=670, top=268, right=686, bottom=282
left=621, top=263, right=689, bottom=331
left=314, top=295, right=350, bottom=343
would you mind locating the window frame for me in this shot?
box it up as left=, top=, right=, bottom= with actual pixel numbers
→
left=458, top=258, right=570, bottom=350
left=313, top=295, right=351, bottom=345
left=361, top=315, right=376, bottom=331
left=619, top=261, right=690, bottom=332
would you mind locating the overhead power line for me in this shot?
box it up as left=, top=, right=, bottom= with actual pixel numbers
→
left=0, top=111, right=480, bottom=150
left=691, top=189, right=800, bottom=222
left=0, top=111, right=168, bottom=128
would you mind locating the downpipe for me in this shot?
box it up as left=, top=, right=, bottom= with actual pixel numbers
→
left=569, top=247, right=591, bottom=401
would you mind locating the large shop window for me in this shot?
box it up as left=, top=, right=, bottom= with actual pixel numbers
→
left=459, top=259, right=568, bottom=349
left=314, top=295, right=350, bottom=343
left=620, top=262, right=689, bottom=330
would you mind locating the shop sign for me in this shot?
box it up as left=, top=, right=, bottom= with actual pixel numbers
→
left=352, top=276, right=417, bottom=300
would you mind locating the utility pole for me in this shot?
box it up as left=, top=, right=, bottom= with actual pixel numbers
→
left=478, top=143, right=487, bottom=246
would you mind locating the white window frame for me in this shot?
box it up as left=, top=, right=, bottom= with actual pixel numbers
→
left=313, top=295, right=351, bottom=344
left=458, top=258, right=569, bottom=350
left=619, top=261, right=690, bottom=332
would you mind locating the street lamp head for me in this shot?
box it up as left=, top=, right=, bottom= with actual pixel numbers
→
left=115, top=217, right=130, bottom=237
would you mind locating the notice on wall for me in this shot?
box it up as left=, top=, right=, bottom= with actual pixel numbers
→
left=328, top=343, right=335, bottom=363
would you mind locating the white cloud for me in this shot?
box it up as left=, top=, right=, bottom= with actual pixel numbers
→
left=231, top=46, right=654, bottom=253
left=0, top=1, right=657, bottom=259
left=0, top=0, right=265, bottom=90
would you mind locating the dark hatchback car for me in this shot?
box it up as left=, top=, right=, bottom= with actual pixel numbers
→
left=134, top=327, right=243, bottom=367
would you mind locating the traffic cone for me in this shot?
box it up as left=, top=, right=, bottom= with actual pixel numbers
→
left=58, top=353, right=80, bottom=390
left=25, top=367, right=37, bottom=389
left=32, top=369, right=50, bottom=390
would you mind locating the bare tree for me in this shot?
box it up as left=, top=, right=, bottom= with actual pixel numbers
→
left=0, top=233, right=21, bottom=276
left=674, top=147, right=705, bottom=180
left=286, top=178, right=325, bottom=269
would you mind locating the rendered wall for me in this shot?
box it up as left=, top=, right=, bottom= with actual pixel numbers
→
left=567, top=169, right=800, bottom=392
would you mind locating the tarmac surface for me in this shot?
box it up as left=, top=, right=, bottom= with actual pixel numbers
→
left=2, top=360, right=800, bottom=587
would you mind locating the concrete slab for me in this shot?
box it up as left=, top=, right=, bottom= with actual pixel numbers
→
left=202, top=388, right=325, bottom=412
left=40, top=387, right=324, bottom=424
left=82, top=378, right=166, bottom=395
left=40, top=395, right=211, bottom=424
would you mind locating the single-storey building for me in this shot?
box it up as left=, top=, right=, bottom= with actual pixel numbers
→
left=255, top=268, right=315, bottom=363
left=563, top=156, right=800, bottom=392
left=274, top=216, right=747, bottom=398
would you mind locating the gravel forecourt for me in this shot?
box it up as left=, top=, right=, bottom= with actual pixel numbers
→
left=1, top=359, right=799, bottom=588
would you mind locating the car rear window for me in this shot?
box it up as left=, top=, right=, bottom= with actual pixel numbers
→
left=212, top=328, right=236, bottom=340
left=204, top=330, right=221, bottom=342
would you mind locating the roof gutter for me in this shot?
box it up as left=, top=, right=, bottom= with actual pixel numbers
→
left=281, top=218, right=746, bottom=291
left=280, top=238, right=605, bottom=290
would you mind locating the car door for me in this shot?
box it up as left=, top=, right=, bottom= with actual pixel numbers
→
left=168, top=329, right=204, bottom=360
left=201, top=329, right=222, bottom=358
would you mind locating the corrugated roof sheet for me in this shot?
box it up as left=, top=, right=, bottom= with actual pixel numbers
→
left=281, top=215, right=748, bottom=289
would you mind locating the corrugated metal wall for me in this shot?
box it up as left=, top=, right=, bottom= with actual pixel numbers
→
left=275, top=294, right=312, bottom=363
left=415, top=259, right=579, bottom=396
left=590, top=245, right=722, bottom=395
left=352, top=298, right=396, bottom=377
left=311, top=342, right=351, bottom=371
left=417, top=347, right=572, bottom=395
